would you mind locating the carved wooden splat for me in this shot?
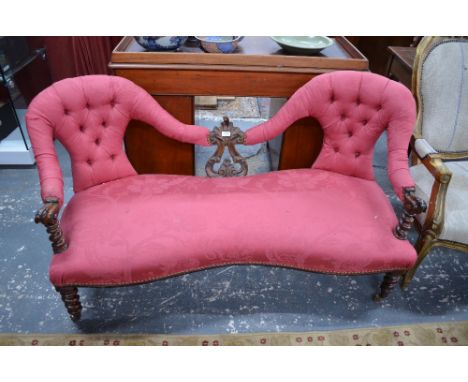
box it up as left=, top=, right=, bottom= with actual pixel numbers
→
left=205, top=116, right=248, bottom=178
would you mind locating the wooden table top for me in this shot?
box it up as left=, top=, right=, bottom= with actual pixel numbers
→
left=111, top=36, right=368, bottom=73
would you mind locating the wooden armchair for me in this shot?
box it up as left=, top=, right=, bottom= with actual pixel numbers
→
left=402, top=36, right=468, bottom=287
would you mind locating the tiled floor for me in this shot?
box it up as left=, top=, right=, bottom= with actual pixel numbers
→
left=0, top=101, right=467, bottom=334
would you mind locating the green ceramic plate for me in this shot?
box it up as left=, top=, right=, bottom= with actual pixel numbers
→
left=271, top=36, right=334, bottom=55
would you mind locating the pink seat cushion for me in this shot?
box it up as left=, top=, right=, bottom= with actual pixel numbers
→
left=50, top=169, right=417, bottom=286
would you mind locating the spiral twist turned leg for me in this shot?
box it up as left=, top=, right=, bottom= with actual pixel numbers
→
left=373, top=272, right=402, bottom=302
left=56, top=286, right=82, bottom=322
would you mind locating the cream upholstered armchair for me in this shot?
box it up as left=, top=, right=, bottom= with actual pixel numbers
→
left=402, top=36, right=468, bottom=287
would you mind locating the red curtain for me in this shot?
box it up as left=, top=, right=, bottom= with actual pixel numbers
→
left=32, top=37, right=122, bottom=82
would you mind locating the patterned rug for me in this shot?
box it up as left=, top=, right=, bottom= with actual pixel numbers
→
left=1, top=321, right=467, bottom=346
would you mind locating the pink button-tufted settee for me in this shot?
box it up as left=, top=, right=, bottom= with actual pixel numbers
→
left=27, top=71, right=426, bottom=321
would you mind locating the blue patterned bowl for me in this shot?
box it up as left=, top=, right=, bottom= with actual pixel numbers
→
left=134, top=36, right=188, bottom=51
left=195, top=36, right=244, bottom=53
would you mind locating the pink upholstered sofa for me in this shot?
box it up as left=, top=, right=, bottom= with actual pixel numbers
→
left=27, top=71, right=426, bottom=321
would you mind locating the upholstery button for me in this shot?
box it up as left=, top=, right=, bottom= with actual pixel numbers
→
left=377, top=105, right=382, bottom=111
left=86, top=159, right=93, bottom=165
left=64, top=109, right=69, bottom=115
left=356, top=98, right=361, bottom=106
left=362, top=120, right=368, bottom=125
left=330, top=94, right=335, bottom=103
left=355, top=152, right=361, bottom=158
left=102, top=121, right=107, bottom=128
left=110, top=154, right=116, bottom=160
left=95, top=138, right=101, bottom=145
left=340, top=114, right=346, bottom=121
left=334, top=147, right=339, bottom=153
left=79, top=125, right=85, bottom=132
left=110, top=99, right=116, bottom=107
left=348, top=131, right=353, bottom=137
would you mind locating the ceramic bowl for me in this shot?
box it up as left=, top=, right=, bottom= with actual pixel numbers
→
left=134, top=36, right=188, bottom=51
left=271, top=36, right=334, bottom=55
left=195, top=36, right=244, bottom=53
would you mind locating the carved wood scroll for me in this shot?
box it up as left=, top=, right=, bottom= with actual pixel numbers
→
left=35, top=197, right=68, bottom=254
left=394, top=187, right=427, bottom=240
left=206, top=116, right=248, bottom=177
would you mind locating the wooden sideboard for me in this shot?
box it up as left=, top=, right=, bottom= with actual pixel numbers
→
left=110, top=36, right=368, bottom=175
left=386, top=46, right=416, bottom=89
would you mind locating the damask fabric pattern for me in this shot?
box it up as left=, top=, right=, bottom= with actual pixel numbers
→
left=50, top=169, right=416, bottom=286
left=411, top=160, right=468, bottom=244
left=245, top=71, right=416, bottom=201
left=1, top=321, right=467, bottom=345
left=25, top=75, right=210, bottom=207
left=419, top=40, right=468, bottom=153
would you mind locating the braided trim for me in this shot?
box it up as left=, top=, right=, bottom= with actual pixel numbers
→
left=52, top=261, right=410, bottom=288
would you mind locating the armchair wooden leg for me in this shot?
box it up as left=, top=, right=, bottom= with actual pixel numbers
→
left=373, top=272, right=402, bottom=301
left=401, top=233, right=435, bottom=288
left=56, top=286, right=82, bottom=322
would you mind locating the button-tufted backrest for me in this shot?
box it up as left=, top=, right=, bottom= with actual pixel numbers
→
left=245, top=71, right=416, bottom=200
left=26, top=75, right=210, bottom=207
